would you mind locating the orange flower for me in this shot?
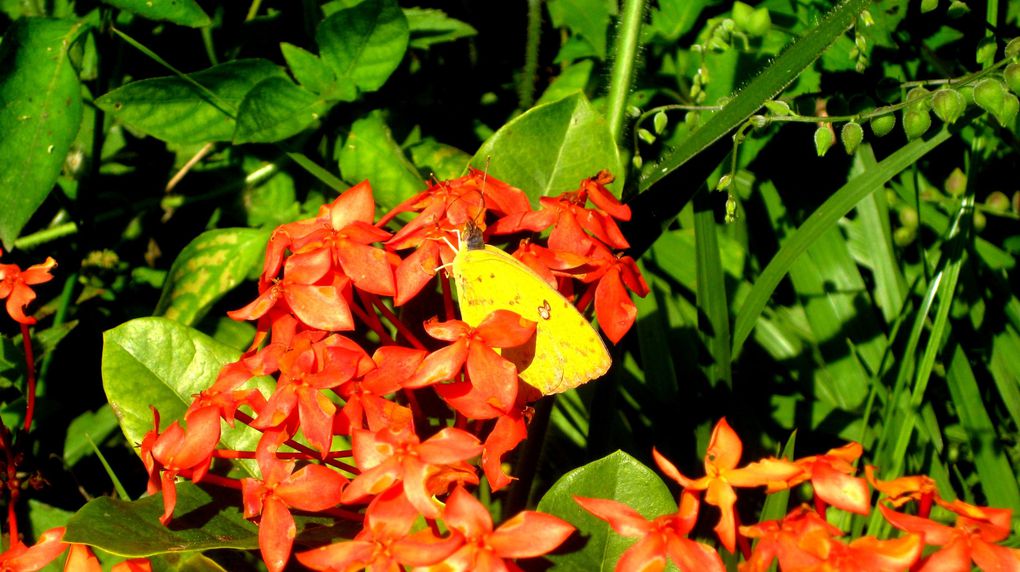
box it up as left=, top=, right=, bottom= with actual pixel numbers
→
left=655, top=418, right=802, bottom=553
left=786, top=442, right=870, bottom=515
left=0, top=251, right=56, bottom=325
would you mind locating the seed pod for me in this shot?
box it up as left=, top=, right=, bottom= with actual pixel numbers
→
left=993, top=94, right=1018, bottom=127
left=906, top=87, right=932, bottom=110
left=870, top=113, right=896, bottom=137
left=840, top=122, right=864, bottom=154
left=973, top=78, right=1007, bottom=117
left=1005, top=63, right=1020, bottom=96
left=920, top=0, right=937, bottom=12
left=1006, top=37, right=1020, bottom=59
left=986, top=191, right=1010, bottom=212
left=903, top=109, right=932, bottom=140
left=653, top=111, right=668, bottom=134
left=932, top=88, right=966, bottom=124
left=814, top=126, right=834, bottom=157
left=945, top=167, right=966, bottom=197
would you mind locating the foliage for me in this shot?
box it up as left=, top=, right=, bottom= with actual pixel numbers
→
left=0, top=0, right=1018, bottom=570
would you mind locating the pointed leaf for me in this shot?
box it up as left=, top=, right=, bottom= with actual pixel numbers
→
left=472, top=93, right=623, bottom=203
left=0, top=18, right=86, bottom=249
left=100, top=0, right=210, bottom=27
left=318, top=0, right=409, bottom=92
left=233, top=77, right=331, bottom=144
left=338, top=111, right=426, bottom=211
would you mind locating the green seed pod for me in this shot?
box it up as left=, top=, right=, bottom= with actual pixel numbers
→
left=1005, top=63, right=1020, bottom=96
left=993, top=94, right=1019, bottom=127
left=716, top=174, right=733, bottom=191
left=653, top=111, right=668, bottom=134
left=973, top=210, right=986, bottom=232
left=947, top=1, right=969, bottom=17
left=764, top=100, right=792, bottom=116
left=746, top=6, right=771, bottom=37
left=920, top=0, right=938, bottom=12
left=840, top=122, right=864, bottom=155
left=870, top=113, right=896, bottom=137
left=986, top=191, right=1010, bottom=212
left=903, top=109, right=932, bottom=140
left=893, top=226, right=916, bottom=247
left=638, top=128, right=656, bottom=145
left=1006, top=37, right=1020, bottom=59
left=906, top=87, right=932, bottom=111
left=632, top=154, right=643, bottom=169
left=973, top=78, right=1007, bottom=116
left=899, top=206, right=919, bottom=229
left=945, top=167, right=967, bottom=197
left=814, top=126, right=834, bottom=157
left=932, top=88, right=966, bottom=124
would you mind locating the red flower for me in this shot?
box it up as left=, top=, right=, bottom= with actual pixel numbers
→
left=409, top=310, right=536, bottom=418
left=141, top=406, right=222, bottom=524
left=241, top=430, right=348, bottom=572
left=0, top=251, right=56, bottom=325
left=297, top=485, right=462, bottom=571
left=786, top=442, right=870, bottom=515
left=480, top=408, right=529, bottom=492
left=576, top=490, right=724, bottom=572
left=342, top=423, right=482, bottom=518
left=63, top=544, right=101, bottom=572
left=416, top=485, right=574, bottom=571
left=865, top=465, right=937, bottom=515
left=0, top=527, right=67, bottom=571
left=881, top=500, right=1020, bottom=571
left=337, top=345, right=424, bottom=432
left=655, top=418, right=803, bottom=553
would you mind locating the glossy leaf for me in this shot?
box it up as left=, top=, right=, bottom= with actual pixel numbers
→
left=405, top=7, right=477, bottom=50
left=538, top=451, right=676, bottom=570
left=101, top=317, right=266, bottom=475
left=0, top=19, right=86, bottom=249
left=96, top=59, right=286, bottom=144
left=155, top=228, right=270, bottom=326
left=338, top=111, right=426, bottom=211
left=317, top=0, right=409, bottom=92
left=101, top=0, right=210, bottom=27
left=472, top=93, right=623, bottom=203
left=233, top=77, right=330, bottom=143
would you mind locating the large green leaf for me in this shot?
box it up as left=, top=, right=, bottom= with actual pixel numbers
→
left=154, top=228, right=270, bottom=326
left=317, top=0, right=409, bottom=93
left=64, top=482, right=259, bottom=555
left=96, top=59, right=286, bottom=144
left=233, top=77, right=331, bottom=144
left=471, top=93, right=623, bottom=202
left=0, top=18, right=86, bottom=249
left=101, top=317, right=264, bottom=475
left=404, top=7, right=477, bottom=50
left=338, top=111, right=427, bottom=211
left=537, top=451, right=676, bottom=570
left=100, top=0, right=210, bottom=27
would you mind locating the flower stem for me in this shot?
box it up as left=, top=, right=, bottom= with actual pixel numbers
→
left=605, top=0, right=646, bottom=143
left=20, top=323, right=35, bottom=432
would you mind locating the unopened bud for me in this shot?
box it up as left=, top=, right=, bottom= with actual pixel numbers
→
left=870, top=113, right=896, bottom=137
left=814, top=126, right=834, bottom=156
left=903, top=109, right=932, bottom=140
left=840, top=122, right=864, bottom=154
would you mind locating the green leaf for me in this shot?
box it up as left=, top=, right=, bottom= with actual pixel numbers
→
left=535, top=60, right=594, bottom=106
left=404, top=7, right=477, bottom=50
left=233, top=77, right=331, bottom=144
left=538, top=451, right=676, bottom=570
left=732, top=129, right=952, bottom=354
left=638, top=0, right=872, bottom=192
left=318, top=0, right=409, bottom=92
left=547, top=0, right=612, bottom=60
left=471, top=93, right=623, bottom=203
left=64, top=482, right=259, bottom=555
left=408, top=138, right=471, bottom=181
left=155, top=228, right=270, bottom=326
left=101, top=317, right=264, bottom=476
left=0, top=19, right=86, bottom=249
left=100, top=0, right=210, bottom=27
left=280, top=42, right=339, bottom=96
left=63, top=405, right=120, bottom=467
left=96, top=59, right=286, bottom=145
left=649, top=0, right=708, bottom=41
left=694, top=197, right=732, bottom=389
left=338, top=111, right=426, bottom=212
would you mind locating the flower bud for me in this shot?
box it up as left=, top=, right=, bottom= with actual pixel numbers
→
left=899, top=206, right=919, bottom=229
left=945, top=167, right=966, bottom=197
left=638, top=128, right=656, bottom=145
left=1005, top=63, right=1020, bottom=96
left=932, top=88, right=966, bottom=124
left=814, top=126, right=834, bottom=156
left=632, top=154, right=643, bottom=169
left=716, top=174, right=733, bottom=191
left=903, top=109, right=932, bottom=140
left=973, top=210, right=986, bottom=232
left=870, top=112, right=896, bottom=137
left=840, top=122, right=864, bottom=154
left=764, top=100, right=792, bottom=116
left=974, top=78, right=1007, bottom=117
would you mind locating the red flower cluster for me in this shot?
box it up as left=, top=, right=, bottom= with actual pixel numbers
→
left=140, top=171, right=646, bottom=571
left=576, top=418, right=1020, bottom=571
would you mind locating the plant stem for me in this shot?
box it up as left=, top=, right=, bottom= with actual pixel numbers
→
left=606, top=0, right=646, bottom=144
left=519, top=0, right=543, bottom=108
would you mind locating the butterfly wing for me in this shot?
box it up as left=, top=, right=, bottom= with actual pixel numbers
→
left=452, top=245, right=611, bottom=394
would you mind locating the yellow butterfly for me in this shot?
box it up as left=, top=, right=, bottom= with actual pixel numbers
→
left=450, top=224, right=611, bottom=395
